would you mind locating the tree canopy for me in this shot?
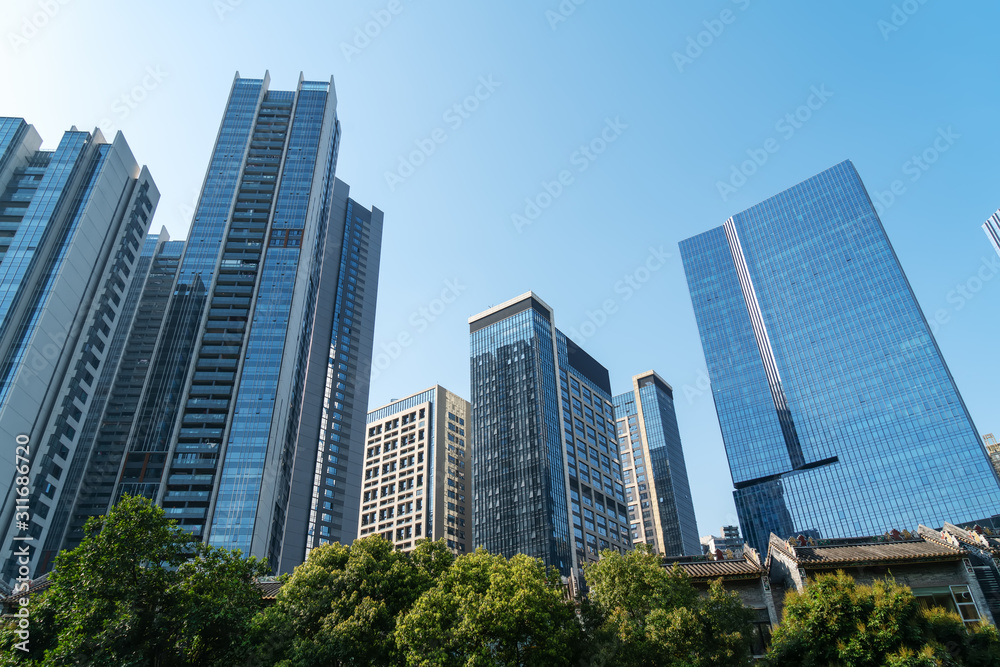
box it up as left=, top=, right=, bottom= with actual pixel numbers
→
left=584, top=544, right=755, bottom=666
left=0, top=494, right=268, bottom=666
left=765, top=570, right=1000, bottom=666
left=395, top=548, right=583, bottom=666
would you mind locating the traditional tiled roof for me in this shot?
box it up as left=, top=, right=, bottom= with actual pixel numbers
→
left=256, top=577, right=283, bottom=600
left=768, top=532, right=964, bottom=569
left=667, top=547, right=765, bottom=581
left=677, top=558, right=765, bottom=581
left=934, top=523, right=1000, bottom=556
left=0, top=573, right=52, bottom=609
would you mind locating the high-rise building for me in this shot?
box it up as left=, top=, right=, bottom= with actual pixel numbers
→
left=358, top=386, right=472, bottom=555
left=469, top=292, right=630, bottom=584
left=983, top=209, right=1000, bottom=258
left=613, top=371, right=699, bottom=556
left=0, top=119, right=159, bottom=580
left=39, top=71, right=380, bottom=579
left=700, top=525, right=744, bottom=558
left=679, top=160, right=1000, bottom=552
left=41, top=231, right=184, bottom=570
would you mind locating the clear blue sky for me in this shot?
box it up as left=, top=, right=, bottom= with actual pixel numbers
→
left=3, top=1, right=998, bottom=539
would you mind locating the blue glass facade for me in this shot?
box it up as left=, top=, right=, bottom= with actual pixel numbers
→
left=0, top=120, right=159, bottom=582
left=470, top=293, right=630, bottom=581
left=613, top=372, right=700, bottom=556
left=680, top=160, right=1000, bottom=552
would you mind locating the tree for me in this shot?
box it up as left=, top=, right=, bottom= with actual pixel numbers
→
left=394, top=548, right=583, bottom=666
left=584, top=545, right=755, bottom=666
left=765, top=570, right=1000, bottom=666
left=0, top=494, right=268, bottom=666
left=250, top=536, right=455, bottom=666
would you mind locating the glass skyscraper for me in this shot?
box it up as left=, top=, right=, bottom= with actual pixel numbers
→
left=0, top=119, right=159, bottom=581
left=680, top=160, right=1000, bottom=552
left=108, top=72, right=383, bottom=574
left=470, top=293, right=630, bottom=584
left=613, top=371, right=700, bottom=556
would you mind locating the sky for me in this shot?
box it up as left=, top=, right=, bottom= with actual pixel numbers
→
left=3, top=1, right=999, bottom=539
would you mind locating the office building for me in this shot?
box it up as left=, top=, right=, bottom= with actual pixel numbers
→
left=679, top=160, right=1000, bottom=552
left=74, top=71, right=378, bottom=577
left=40, top=232, right=184, bottom=569
left=0, top=119, right=159, bottom=580
left=984, top=209, right=1000, bottom=258
left=470, top=292, right=630, bottom=583
left=701, top=525, right=744, bottom=558
left=358, top=386, right=471, bottom=555
left=613, top=371, right=699, bottom=556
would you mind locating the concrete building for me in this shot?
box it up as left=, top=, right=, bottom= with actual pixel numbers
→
left=470, top=292, right=630, bottom=585
left=613, top=371, right=699, bottom=556
left=40, top=232, right=184, bottom=571
left=0, top=119, right=159, bottom=582
left=358, top=386, right=471, bottom=554
left=700, top=525, right=744, bottom=558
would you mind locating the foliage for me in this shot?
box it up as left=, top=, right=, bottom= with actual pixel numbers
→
left=394, top=548, right=583, bottom=666
left=765, top=570, right=1000, bottom=667
left=250, top=536, right=455, bottom=666
left=0, top=494, right=268, bottom=666
left=584, top=545, right=755, bottom=666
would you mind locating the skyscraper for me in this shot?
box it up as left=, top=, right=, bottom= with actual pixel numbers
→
left=680, top=160, right=1000, bottom=552
left=359, top=386, right=472, bottom=555
left=116, top=72, right=381, bottom=574
left=470, top=292, right=630, bottom=583
left=41, top=231, right=185, bottom=571
left=0, top=72, right=382, bottom=582
left=0, top=119, right=159, bottom=580
left=613, top=371, right=700, bottom=556
left=983, top=209, right=1000, bottom=258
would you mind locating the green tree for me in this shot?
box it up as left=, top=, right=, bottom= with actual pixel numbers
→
left=250, top=535, right=455, bottom=666
left=0, top=494, right=268, bottom=666
left=584, top=545, right=755, bottom=666
left=765, top=570, right=1000, bottom=666
left=394, top=548, right=583, bottom=666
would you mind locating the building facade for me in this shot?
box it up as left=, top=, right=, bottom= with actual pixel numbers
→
left=613, top=371, right=699, bottom=556
left=40, top=231, right=184, bottom=571
left=701, top=525, right=744, bottom=558
left=679, top=160, right=1000, bottom=553
left=358, top=386, right=471, bottom=555
left=0, top=119, right=159, bottom=581
left=470, top=292, right=630, bottom=583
